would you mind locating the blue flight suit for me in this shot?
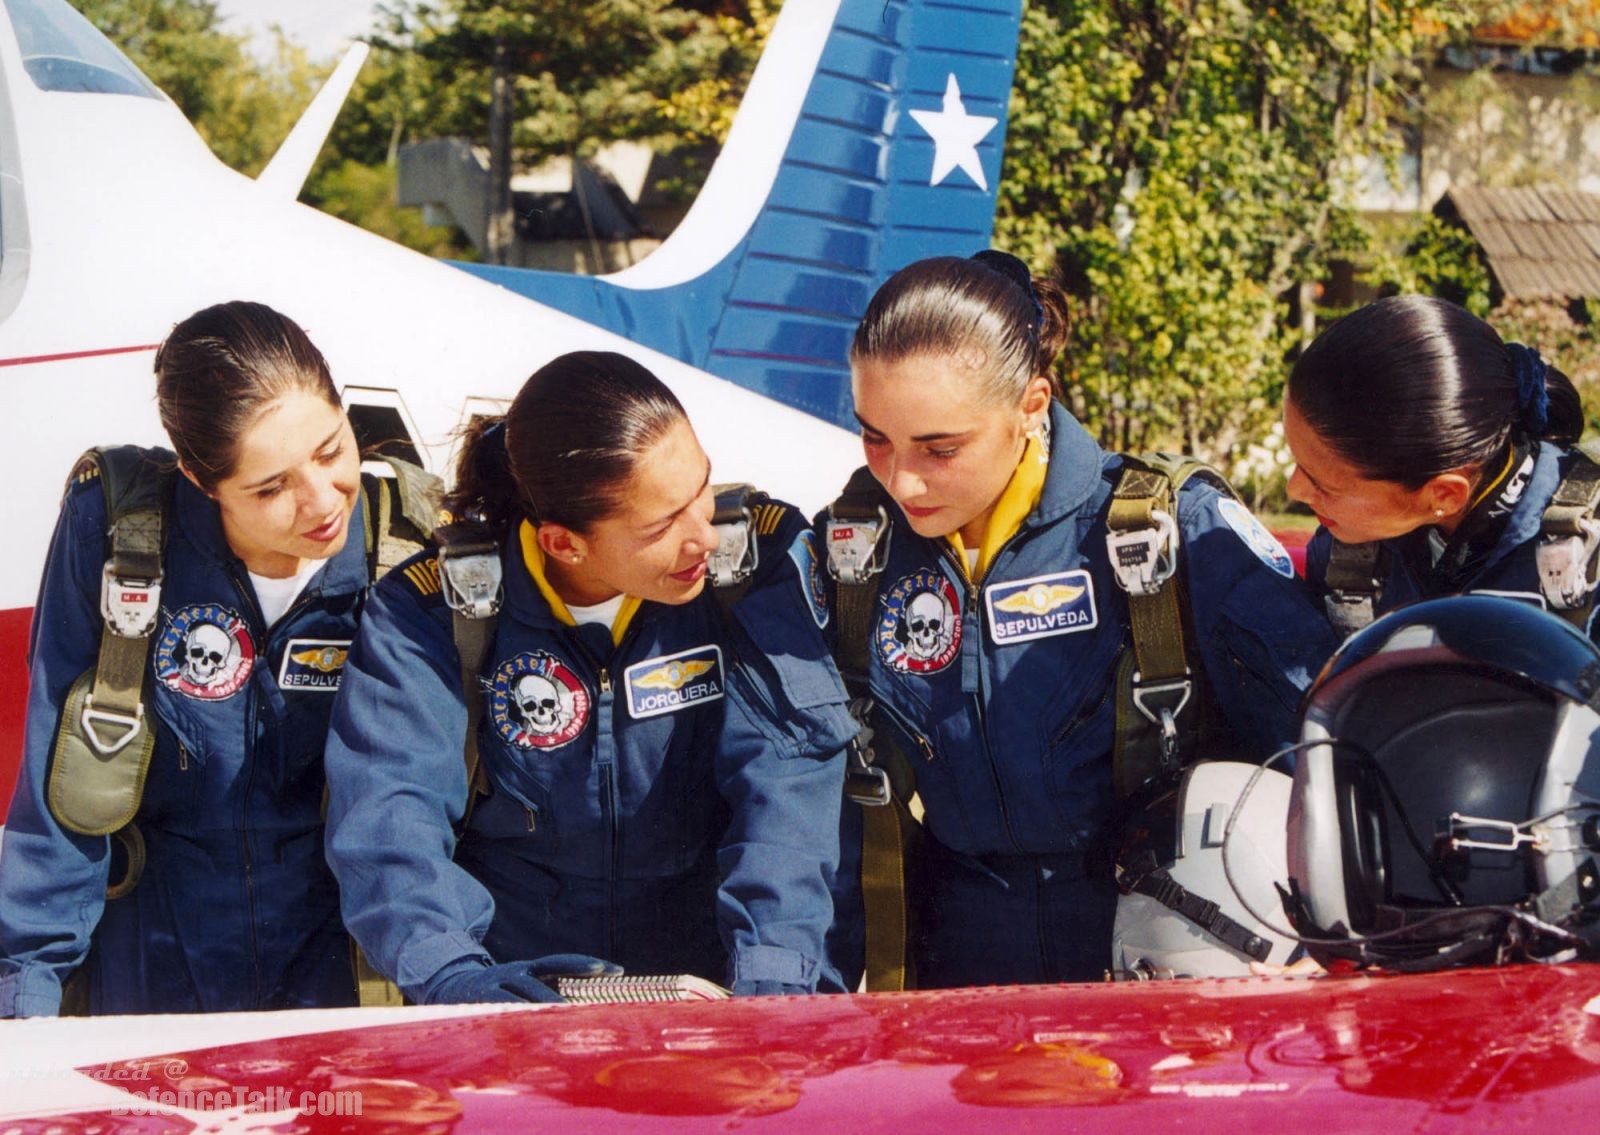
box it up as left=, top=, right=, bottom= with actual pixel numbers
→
left=1305, top=443, right=1593, bottom=636
left=0, top=472, right=363, bottom=1016
left=829, top=404, right=1338, bottom=987
left=323, top=499, right=854, bottom=1001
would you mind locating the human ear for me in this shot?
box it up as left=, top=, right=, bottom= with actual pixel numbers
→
left=1019, top=374, right=1053, bottom=432
left=1423, top=470, right=1475, bottom=520
left=538, top=523, right=589, bottom=565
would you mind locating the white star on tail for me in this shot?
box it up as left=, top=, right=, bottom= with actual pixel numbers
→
left=908, top=74, right=998, bottom=191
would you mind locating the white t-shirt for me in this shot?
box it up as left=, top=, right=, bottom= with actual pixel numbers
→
left=965, top=547, right=980, bottom=576
left=567, top=593, right=627, bottom=629
left=249, top=560, right=323, bottom=628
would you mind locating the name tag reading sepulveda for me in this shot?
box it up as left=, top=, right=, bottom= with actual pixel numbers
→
left=985, top=570, right=1098, bottom=644
left=625, top=645, right=725, bottom=719
left=278, top=638, right=352, bottom=691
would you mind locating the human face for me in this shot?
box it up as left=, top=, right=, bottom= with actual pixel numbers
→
left=1282, top=397, right=1438, bottom=544
left=852, top=352, right=1046, bottom=545
left=548, top=418, right=719, bottom=607
left=205, top=390, right=360, bottom=577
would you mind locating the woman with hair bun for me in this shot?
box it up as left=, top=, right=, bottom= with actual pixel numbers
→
left=829, top=253, right=1336, bottom=989
left=324, top=351, right=855, bottom=1005
left=1286, top=294, right=1593, bottom=636
left=0, top=301, right=378, bottom=1016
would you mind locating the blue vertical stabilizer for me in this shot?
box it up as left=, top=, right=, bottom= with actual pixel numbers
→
left=456, top=0, right=1023, bottom=429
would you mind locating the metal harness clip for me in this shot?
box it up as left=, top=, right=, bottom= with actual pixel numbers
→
left=1131, top=671, right=1192, bottom=766
left=100, top=563, right=161, bottom=638
left=843, top=695, right=891, bottom=807
left=1537, top=517, right=1600, bottom=610
left=440, top=546, right=504, bottom=619
left=80, top=697, right=145, bottom=755
left=825, top=507, right=890, bottom=585
left=1325, top=590, right=1379, bottom=637
left=708, top=500, right=758, bottom=588
left=1106, top=510, right=1179, bottom=597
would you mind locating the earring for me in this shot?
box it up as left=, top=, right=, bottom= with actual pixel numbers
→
left=1433, top=508, right=1445, bottom=519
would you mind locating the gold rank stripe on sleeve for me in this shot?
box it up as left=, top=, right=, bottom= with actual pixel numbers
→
left=754, top=503, right=789, bottom=537
left=74, top=461, right=101, bottom=484
left=403, top=558, right=443, bottom=597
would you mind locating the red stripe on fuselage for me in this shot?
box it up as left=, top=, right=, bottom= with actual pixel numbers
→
left=0, top=606, right=30, bottom=814
left=0, top=344, right=159, bottom=368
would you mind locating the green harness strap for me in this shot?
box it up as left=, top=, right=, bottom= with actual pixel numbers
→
left=824, top=467, right=923, bottom=993
left=1106, top=453, right=1228, bottom=802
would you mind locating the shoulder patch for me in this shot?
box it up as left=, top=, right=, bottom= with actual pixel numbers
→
left=1217, top=498, right=1295, bottom=579
left=753, top=502, right=791, bottom=538
left=402, top=557, right=443, bottom=597
left=876, top=569, right=962, bottom=674
left=786, top=529, right=830, bottom=629
left=154, top=605, right=256, bottom=701
left=489, top=651, right=590, bottom=750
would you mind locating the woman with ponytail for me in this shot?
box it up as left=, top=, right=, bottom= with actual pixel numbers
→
left=1286, top=295, right=1593, bottom=636
left=323, top=351, right=855, bottom=1004
left=829, top=254, right=1336, bottom=989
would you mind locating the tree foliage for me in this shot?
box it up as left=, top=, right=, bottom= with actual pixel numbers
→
left=996, top=0, right=1482, bottom=463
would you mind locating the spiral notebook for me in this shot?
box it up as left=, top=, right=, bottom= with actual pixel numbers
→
left=556, top=974, right=732, bottom=1004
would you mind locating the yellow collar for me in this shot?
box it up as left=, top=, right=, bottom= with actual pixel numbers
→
left=945, top=434, right=1049, bottom=582
left=518, top=520, right=641, bottom=645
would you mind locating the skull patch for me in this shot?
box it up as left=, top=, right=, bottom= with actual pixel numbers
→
left=154, top=605, right=255, bottom=700
left=490, top=651, right=590, bottom=750
left=876, top=569, right=962, bottom=674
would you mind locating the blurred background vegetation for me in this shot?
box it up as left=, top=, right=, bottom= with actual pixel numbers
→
left=74, top=0, right=1600, bottom=517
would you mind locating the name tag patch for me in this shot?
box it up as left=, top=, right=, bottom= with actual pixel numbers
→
left=625, top=645, right=725, bottom=719
left=985, top=570, right=1098, bottom=645
left=278, top=638, right=351, bottom=692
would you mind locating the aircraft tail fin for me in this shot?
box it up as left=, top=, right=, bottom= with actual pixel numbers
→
left=257, top=43, right=370, bottom=201
left=457, top=0, right=1024, bottom=429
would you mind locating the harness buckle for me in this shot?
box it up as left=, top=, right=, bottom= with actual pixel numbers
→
left=1441, top=812, right=1547, bottom=854
left=826, top=506, right=890, bottom=585
left=1131, top=671, right=1191, bottom=766
left=843, top=696, right=892, bottom=807
left=1106, top=510, right=1179, bottom=597
left=1537, top=518, right=1600, bottom=610
left=100, top=563, right=161, bottom=638
left=80, top=696, right=145, bottom=755
left=1325, top=590, right=1378, bottom=637
left=708, top=494, right=758, bottom=588
left=439, top=545, right=504, bottom=620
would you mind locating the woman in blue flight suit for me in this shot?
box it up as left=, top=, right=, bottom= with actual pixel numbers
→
left=829, top=253, right=1338, bottom=989
left=1286, top=294, right=1593, bottom=638
left=0, top=302, right=371, bottom=1015
left=323, top=351, right=855, bottom=1004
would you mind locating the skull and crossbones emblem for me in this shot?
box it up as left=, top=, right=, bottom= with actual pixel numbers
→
left=181, top=623, right=235, bottom=687
left=511, top=673, right=571, bottom=736
left=897, top=589, right=955, bottom=662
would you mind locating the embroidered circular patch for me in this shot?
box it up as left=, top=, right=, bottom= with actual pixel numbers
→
left=788, top=529, right=830, bottom=629
left=489, top=651, right=591, bottom=750
left=1217, top=497, right=1296, bottom=579
left=153, top=605, right=256, bottom=700
left=876, top=568, right=962, bottom=673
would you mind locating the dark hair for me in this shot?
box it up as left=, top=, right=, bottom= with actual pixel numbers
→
left=1288, top=295, right=1583, bottom=489
left=446, top=351, right=687, bottom=533
left=850, top=253, right=1072, bottom=404
left=154, top=301, right=341, bottom=491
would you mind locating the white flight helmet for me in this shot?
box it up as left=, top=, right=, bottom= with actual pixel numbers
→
left=1111, top=760, right=1299, bottom=979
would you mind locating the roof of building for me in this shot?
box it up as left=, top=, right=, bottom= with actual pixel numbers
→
left=1437, top=185, right=1600, bottom=301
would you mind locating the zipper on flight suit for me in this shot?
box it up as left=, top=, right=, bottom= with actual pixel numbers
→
left=569, top=630, right=623, bottom=964
left=227, top=564, right=269, bottom=1008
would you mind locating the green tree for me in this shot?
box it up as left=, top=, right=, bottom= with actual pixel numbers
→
left=996, top=0, right=1479, bottom=463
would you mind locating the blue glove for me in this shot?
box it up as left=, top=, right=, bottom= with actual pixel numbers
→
left=731, top=979, right=809, bottom=997
left=422, top=955, right=621, bottom=1005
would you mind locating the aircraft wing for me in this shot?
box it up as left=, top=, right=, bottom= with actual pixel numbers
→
left=5, top=967, right=1600, bottom=1129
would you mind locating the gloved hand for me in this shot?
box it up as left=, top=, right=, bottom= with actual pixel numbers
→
left=731, top=979, right=809, bottom=997
left=423, top=955, right=621, bottom=1005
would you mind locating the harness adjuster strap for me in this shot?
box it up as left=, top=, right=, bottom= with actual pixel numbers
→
left=99, top=563, right=162, bottom=639
left=439, top=543, right=504, bottom=620
left=708, top=485, right=759, bottom=588
left=1106, top=509, right=1178, bottom=597
left=826, top=505, right=890, bottom=586
left=844, top=696, right=892, bottom=807
left=1537, top=517, right=1600, bottom=611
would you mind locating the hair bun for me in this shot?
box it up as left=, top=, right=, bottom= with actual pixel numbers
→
left=970, top=249, right=1044, bottom=332
left=1507, top=342, right=1550, bottom=436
